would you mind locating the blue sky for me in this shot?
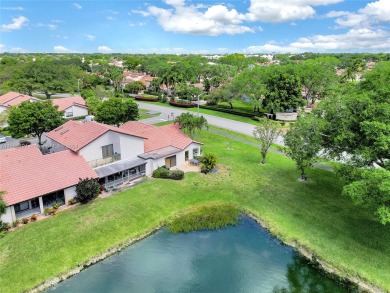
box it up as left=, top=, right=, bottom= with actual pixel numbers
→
left=1, top=0, right=389, bottom=54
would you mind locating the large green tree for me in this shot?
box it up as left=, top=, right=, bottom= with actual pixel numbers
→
left=284, top=114, right=323, bottom=181
left=124, top=81, right=145, bottom=94
left=8, top=101, right=64, bottom=147
left=263, top=70, right=304, bottom=112
left=95, top=98, right=139, bottom=126
left=253, top=118, right=282, bottom=164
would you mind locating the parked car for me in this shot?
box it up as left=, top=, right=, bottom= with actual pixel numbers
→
left=19, top=140, right=31, bottom=146
left=0, top=134, right=6, bottom=144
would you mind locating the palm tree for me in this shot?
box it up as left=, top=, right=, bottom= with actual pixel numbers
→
left=174, top=113, right=208, bottom=139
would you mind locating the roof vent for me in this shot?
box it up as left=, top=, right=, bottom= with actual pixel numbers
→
left=60, top=129, right=69, bottom=135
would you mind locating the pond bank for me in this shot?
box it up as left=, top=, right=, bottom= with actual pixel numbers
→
left=29, top=207, right=385, bottom=293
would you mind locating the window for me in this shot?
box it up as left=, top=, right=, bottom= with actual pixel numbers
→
left=65, top=111, right=73, bottom=117
left=165, top=155, right=177, bottom=168
left=102, top=144, right=114, bottom=159
left=14, top=201, right=29, bottom=213
left=193, top=148, right=199, bottom=155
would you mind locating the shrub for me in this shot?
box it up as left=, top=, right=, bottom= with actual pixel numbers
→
left=75, top=178, right=101, bottom=204
left=52, top=202, right=61, bottom=210
left=44, top=207, right=51, bottom=215
left=30, top=214, right=37, bottom=222
left=12, top=219, right=20, bottom=227
left=152, top=167, right=170, bottom=179
left=169, top=101, right=196, bottom=108
left=135, top=95, right=158, bottom=102
left=68, top=198, right=76, bottom=205
left=0, top=221, right=10, bottom=232
left=22, top=218, right=29, bottom=224
left=170, top=170, right=185, bottom=180
left=200, top=153, right=217, bottom=174
left=159, top=94, right=168, bottom=103
left=49, top=209, right=57, bottom=215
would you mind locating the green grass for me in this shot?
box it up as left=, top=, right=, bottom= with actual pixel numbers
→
left=136, top=99, right=262, bottom=125
left=138, top=108, right=160, bottom=120
left=1, top=131, right=390, bottom=292
left=154, top=120, right=174, bottom=126
left=168, top=203, right=239, bottom=233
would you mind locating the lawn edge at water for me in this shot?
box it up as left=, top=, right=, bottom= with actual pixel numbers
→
left=29, top=205, right=383, bottom=293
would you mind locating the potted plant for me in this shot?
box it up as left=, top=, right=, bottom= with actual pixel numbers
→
left=44, top=207, right=51, bottom=216
left=30, top=214, right=37, bottom=222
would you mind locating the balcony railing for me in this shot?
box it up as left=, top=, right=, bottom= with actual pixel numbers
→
left=89, top=153, right=121, bottom=168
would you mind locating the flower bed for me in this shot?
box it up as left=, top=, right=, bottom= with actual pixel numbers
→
left=135, top=95, right=159, bottom=102
left=169, top=101, right=196, bottom=108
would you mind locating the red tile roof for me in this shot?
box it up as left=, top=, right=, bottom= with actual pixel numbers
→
left=0, top=146, right=97, bottom=206
left=120, top=121, right=201, bottom=153
left=0, top=91, right=39, bottom=107
left=51, top=96, right=87, bottom=111
left=46, top=120, right=146, bottom=152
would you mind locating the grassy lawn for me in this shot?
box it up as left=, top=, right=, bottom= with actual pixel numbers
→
left=1, top=131, right=390, bottom=292
left=139, top=108, right=161, bottom=120
left=135, top=99, right=262, bottom=126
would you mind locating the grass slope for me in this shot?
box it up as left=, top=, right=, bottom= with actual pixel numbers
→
left=1, top=132, right=389, bottom=292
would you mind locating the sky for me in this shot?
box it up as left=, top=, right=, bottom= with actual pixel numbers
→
left=0, top=0, right=389, bottom=54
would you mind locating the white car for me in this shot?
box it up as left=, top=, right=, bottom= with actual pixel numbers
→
left=0, top=134, right=6, bottom=144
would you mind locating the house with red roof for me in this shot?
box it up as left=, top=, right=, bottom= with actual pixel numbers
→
left=46, top=120, right=202, bottom=191
left=50, top=96, right=89, bottom=119
left=0, top=119, right=202, bottom=224
left=0, top=146, right=97, bottom=223
left=0, top=92, right=40, bottom=126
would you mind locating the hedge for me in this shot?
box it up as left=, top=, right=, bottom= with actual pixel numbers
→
left=152, top=167, right=185, bottom=180
left=199, top=105, right=260, bottom=118
left=169, top=101, right=196, bottom=108
left=135, top=95, right=159, bottom=102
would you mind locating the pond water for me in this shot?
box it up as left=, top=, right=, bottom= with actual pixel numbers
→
left=48, top=216, right=349, bottom=293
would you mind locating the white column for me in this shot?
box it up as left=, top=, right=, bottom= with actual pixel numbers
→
left=10, top=206, right=16, bottom=223
left=28, top=200, right=32, bottom=210
left=38, top=197, right=44, bottom=214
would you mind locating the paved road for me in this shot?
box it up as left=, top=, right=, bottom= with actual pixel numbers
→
left=137, top=102, right=285, bottom=145
left=0, top=135, right=47, bottom=150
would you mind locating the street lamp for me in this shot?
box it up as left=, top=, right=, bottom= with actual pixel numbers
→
left=197, top=94, right=203, bottom=116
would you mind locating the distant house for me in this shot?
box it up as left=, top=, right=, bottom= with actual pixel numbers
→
left=0, top=92, right=40, bottom=115
left=122, top=71, right=155, bottom=88
left=51, top=96, right=88, bottom=119
left=0, top=146, right=97, bottom=223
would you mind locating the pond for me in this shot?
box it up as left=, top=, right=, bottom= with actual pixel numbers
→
left=48, top=216, right=349, bottom=293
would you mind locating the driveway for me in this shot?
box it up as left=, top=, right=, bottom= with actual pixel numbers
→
left=0, top=134, right=48, bottom=150
left=137, top=102, right=285, bottom=145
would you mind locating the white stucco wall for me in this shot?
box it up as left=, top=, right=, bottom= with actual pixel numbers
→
left=64, top=186, right=77, bottom=204
left=1, top=206, right=14, bottom=224
left=78, top=131, right=144, bottom=163
left=64, top=105, right=88, bottom=119
left=118, top=133, right=145, bottom=160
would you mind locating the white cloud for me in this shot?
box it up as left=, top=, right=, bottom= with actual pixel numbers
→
left=54, top=45, right=72, bottom=53
left=1, top=7, right=24, bottom=11
left=1, top=16, right=29, bottom=31
left=128, top=22, right=147, bottom=27
left=246, top=0, right=342, bottom=23
left=359, top=0, right=390, bottom=22
left=35, top=23, right=58, bottom=30
left=10, top=47, right=27, bottom=53
left=73, top=3, right=82, bottom=9
left=244, top=28, right=390, bottom=53
left=148, top=2, right=253, bottom=35
left=85, top=34, right=96, bottom=41
left=131, top=10, right=151, bottom=17
left=98, top=46, right=113, bottom=53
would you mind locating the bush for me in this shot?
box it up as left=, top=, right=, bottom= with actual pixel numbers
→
left=152, top=167, right=185, bottom=180
left=169, top=101, right=196, bottom=108
left=170, top=170, right=185, bottom=180
left=200, top=153, right=217, bottom=174
left=68, top=198, right=76, bottom=205
left=0, top=221, right=10, bottom=232
left=12, top=219, right=20, bottom=227
left=44, top=207, right=51, bottom=215
left=49, top=209, right=57, bottom=215
left=159, top=94, right=168, bottom=103
left=22, top=218, right=29, bottom=224
left=75, top=178, right=101, bottom=204
left=135, top=95, right=158, bottom=102
left=30, top=214, right=37, bottom=222
left=152, top=167, right=170, bottom=179
left=52, top=202, right=61, bottom=210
